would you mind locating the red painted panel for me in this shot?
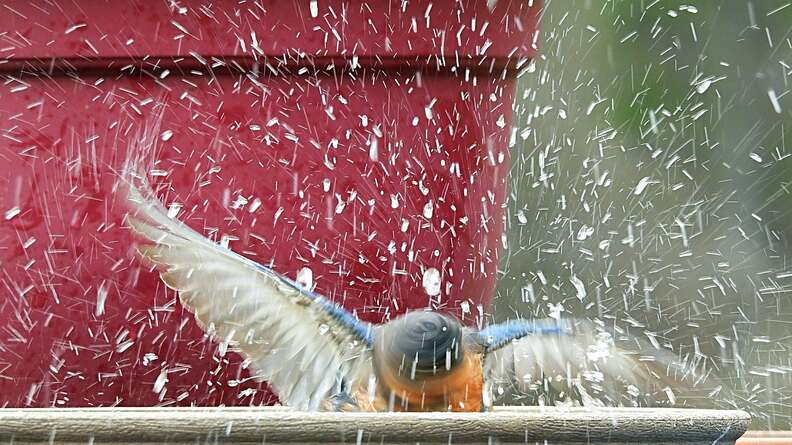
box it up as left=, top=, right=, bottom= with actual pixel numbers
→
left=0, top=0, right=539, bottom=65
left=0, top=0, right=538, bottom=407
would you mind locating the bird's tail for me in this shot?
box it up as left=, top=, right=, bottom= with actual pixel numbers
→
left=484, top=318, right=721, bottom=409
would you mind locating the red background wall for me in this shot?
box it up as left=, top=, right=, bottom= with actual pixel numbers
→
left=0, top=0, right=540, bottom=407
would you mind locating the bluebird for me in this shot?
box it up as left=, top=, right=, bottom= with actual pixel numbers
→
left=124, top=181, right=712, bottom=412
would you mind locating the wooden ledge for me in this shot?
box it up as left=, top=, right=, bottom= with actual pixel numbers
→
left=0, top=407, right=749, bottom=444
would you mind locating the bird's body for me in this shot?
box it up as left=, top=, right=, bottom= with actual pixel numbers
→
left=369, top=311, right=487, bottom=412
left=328, top=346, right=484, bottom=412
left=123, top=178, right=714, bottom=412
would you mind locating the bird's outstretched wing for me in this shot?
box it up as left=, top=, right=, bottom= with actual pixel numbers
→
left=124, top=180, right=374, bottom=411
left=483, top=318, right=719, bottom=409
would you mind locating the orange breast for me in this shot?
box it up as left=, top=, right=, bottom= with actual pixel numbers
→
left=446, top=354, right=484, bottom=412
left=358, top=352, right=484, bottom=412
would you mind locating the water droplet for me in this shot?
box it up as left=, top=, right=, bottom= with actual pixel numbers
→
left=369, top=136, right=378, bottom=161
left=248, top=198, right=262, bottom=213
left=153, top=368, right=168, bottom=393
left=296, top=267, right=313, bottom=289
left=696, top=79, right=712, bottom=94
left=576, top=225, right=595, bottom=240
left=4, top=207, right=20, bottom=220
left=422, top=200, right=434, bottom=219
left=95, top=280, right=108, bottom=316
left=570, top=275, right=587, bottom=300
left=633, top=176, right=654, bottom=195
left=422, top=268, right=441, bottom=296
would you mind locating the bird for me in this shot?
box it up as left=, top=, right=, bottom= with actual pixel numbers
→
left=122, top=178, right=715, bottom=412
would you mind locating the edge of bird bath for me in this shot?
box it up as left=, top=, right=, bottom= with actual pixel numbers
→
left=0, top=406, right=750, bottom=444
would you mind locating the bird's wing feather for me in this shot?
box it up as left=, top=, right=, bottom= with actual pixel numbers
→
left=125, top=182, right=373, bottom=411
left=477, top=318, right=573, bottom=353
left=483, top=318, right=718, bottom=408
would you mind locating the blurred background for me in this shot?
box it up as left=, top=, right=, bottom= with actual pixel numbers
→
left=494, top=0, right=792, bottom=430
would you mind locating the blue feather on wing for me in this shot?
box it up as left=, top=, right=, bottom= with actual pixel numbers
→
left=478, top=318, right=573, bottom=352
